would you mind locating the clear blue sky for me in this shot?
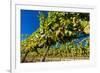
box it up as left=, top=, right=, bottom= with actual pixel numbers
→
left=21, top=10, right=40, bottom=36
left=21, top=10, right=48, bottom=40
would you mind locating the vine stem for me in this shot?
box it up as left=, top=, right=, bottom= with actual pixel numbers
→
left=41, top=46, right=50, bottom=62
left=21, top=50, right=29, bottom=63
